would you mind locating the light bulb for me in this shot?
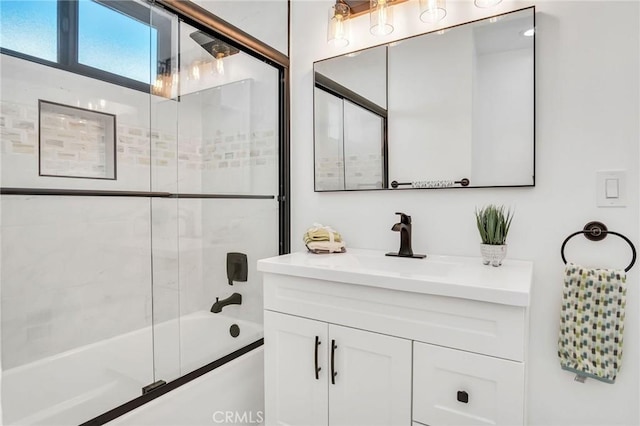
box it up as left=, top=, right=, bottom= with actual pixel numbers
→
left=327, top=2, right=351, bottom=47
left=335, top=15, right=345, bottom=40
left=370, top=0, right=393, bottom=36
left=419, top=0, right=446, bottom=23
left=474, top=0, right=502, bottom=8
left=216, top=54, right=225, bottom=75
left=189, top=61, right=201, bottom=80
left=153, top=77, right=163, bottom=93
left=376, top=2, right=387, bottom=32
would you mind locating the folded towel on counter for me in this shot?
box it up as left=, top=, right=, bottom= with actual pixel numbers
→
left=303, top=223, right=343, bottom=245
left=557, top=263, right=627, bottom=383
left=306, top=240, right=346, bottom=254
left=303, top=223, right=346, bottom=254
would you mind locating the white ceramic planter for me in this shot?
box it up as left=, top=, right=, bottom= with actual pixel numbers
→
left=480, top=244, right=507, bottom=267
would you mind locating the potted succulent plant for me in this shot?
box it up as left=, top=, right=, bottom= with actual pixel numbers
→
left=475, top=205, right=513, bottom=267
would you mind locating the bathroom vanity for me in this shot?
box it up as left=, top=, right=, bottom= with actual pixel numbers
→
left=258, top=248, right=532, bottom=426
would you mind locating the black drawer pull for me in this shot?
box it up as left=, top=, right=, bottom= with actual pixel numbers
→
left=331, top=339, right=337, bottom=385
left=314, top=336, right=321, bottom=380
left=457, top=390, right=469, bottom=403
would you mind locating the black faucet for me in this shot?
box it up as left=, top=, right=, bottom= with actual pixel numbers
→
left=386, top=212, right=426, bottom=259
left=210, top=292, right=242, bottom=313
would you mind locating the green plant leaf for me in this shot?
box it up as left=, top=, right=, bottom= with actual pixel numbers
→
left=474, top=204, right=514, bottom=245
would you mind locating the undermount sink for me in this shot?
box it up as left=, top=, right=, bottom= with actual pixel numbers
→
left=345, top=252, right=455, bottom=277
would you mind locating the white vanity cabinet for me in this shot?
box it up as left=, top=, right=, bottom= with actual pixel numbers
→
left=264, top=311, right=412, bottom=426
left=259, top=249, right=532, bottom=426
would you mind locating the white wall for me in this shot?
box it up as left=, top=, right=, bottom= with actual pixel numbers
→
left=291, top=1, right=639, bottom=425
left=192, top=0, right=289, bottom=56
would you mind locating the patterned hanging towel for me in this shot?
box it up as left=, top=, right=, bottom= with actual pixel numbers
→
left=558, top=263, right=627, bottom=383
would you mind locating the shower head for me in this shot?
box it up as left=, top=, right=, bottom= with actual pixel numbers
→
left=189, top=30, right=239, bottom=60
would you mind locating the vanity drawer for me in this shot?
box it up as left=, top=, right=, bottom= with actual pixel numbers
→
left=263, top=274, right=527, bottom=361
left=413, top=342, right=525, bottom=426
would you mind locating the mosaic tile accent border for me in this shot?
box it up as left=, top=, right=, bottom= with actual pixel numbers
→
left=1, top=101, right=278, bottom=175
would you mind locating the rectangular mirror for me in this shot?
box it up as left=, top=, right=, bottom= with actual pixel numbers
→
left=313, top=7, right=535, bottom=191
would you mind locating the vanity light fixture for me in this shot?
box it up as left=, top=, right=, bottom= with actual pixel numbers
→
left=419, top=0, right=446, bottom=23
left=328, top=0, right=352, bottom=47
left=326, top=0, right=505, bottom=47
left=474, top=0, right=502, bottom=8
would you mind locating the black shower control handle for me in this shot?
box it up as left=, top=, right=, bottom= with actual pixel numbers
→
left=227, top=252, right=248, bottom=285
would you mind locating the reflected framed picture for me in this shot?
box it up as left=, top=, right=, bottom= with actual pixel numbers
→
left=39, top=100, right=117, bottom=180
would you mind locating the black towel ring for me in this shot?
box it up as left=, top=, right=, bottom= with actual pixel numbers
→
left=561, top=221, right=636, bottom=272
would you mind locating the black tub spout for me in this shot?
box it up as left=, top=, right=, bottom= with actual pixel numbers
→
left=210, top=292, right=242, bottom=313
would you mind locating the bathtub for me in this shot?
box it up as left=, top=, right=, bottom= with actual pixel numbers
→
left=107, top=347, right=265, bottom=426
left=2, top=311, right=263, bottom=425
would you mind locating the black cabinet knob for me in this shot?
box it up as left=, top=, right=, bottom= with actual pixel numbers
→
left=457, top=390, right=469, bottom=404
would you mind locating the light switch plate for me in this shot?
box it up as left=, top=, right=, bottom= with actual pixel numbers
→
left=597, top=170, right=626, bottom=207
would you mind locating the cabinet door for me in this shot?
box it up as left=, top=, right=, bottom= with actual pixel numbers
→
left=328, top=324, right=412, bottom=426
left=413, top=342, right=525, bottom=426
left=264, top=311, right=328, bottom=426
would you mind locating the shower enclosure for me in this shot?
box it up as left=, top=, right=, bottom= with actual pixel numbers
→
left=0, top=1, right=286, bottom=424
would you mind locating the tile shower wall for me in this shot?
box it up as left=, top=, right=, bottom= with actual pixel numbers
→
left=193, top=198, right=278, bottom=325
left=0, top=196, right=152, bottom=369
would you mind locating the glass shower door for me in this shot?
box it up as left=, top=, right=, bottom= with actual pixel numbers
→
left=149, top=20, right=281, bottom=381
left=0, top=0, right=175, bottom=423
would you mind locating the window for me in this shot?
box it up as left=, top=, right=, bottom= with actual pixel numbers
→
left=78, top=0, right=158, bottom=84
left=0, top=0, right=171, bottom=92
left=0, top=0, right=58, bottom=62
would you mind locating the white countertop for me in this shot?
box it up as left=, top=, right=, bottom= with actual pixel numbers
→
left=257, top=248, right=533, bottom=307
